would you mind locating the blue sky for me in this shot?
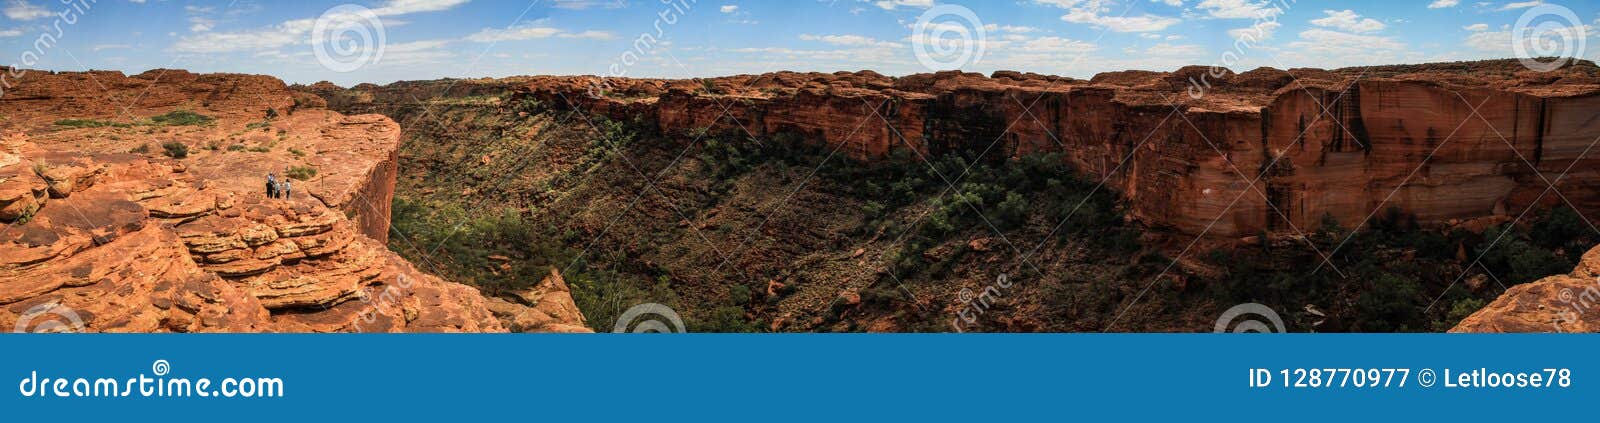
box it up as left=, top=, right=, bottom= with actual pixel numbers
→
left=1, top=0, right=1596, bottom=86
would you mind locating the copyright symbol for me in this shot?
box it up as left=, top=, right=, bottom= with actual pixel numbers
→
left=1418, top=369, right=1436, bottom=387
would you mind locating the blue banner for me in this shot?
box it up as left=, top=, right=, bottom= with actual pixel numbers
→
left=1, top=334, right=1590, bottom=421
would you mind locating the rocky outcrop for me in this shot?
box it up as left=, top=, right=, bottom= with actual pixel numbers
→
left=0, top=69, right=589, bottom=333
left=1453, top=245, right=1600, bottom=333
left=512, top=60, right=1600, bottom=239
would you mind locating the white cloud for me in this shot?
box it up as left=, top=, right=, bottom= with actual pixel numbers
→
left=874, top=0, right=934, bottom=10
left=559, top=30, right=616, bottom=40
left=375, top=39, right=456, bottom=65
left=1498, top=1, right=1543, bottom=11
left=1194, top=0, right=1281, bottom=19
left=1464, top=22, right=1589, bottom=57
left=1044, top=1, right=1180, bottom=33
left=1310, top=10, right=1386, bottom=34
left=1463, top=23, right=1489, bottom=31
left=1227, top=21, right=1279, bottom=41
left=0, top=28, right=20, bottom=37
left=172, top=0, right=473, bottom=53
left=3, top=0, right=51, bottom=21
left=1018, top=36, right=1098, bottom=54
left=720, top=5, right=738, bottom=13
left=800, top=34, right=903, bottom=48
left=1141, top=42, right=1206, bottom=57
left=369, top=0, right=470, bottom=15
left=1427, top=0, right=1459, bottom=8
left=1280, top=29, right=1411, bottom=68
left=466, top=26, right=613, bottom=42
left=984, top=24, right=1041, bottom=33
left=551, top=0, right=625, bottom=10
left=189, top=17, right=216, bottom=32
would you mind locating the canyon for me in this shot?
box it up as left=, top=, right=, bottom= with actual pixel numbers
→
left=0, top=69, right=589, bottom=333
left=308, top=59, right=1600, bottom=333
left=2, top=59, right=1595, bottom=333
left=510, top=60, right=1600, bottom=239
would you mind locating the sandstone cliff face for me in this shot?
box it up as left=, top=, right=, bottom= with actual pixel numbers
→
left=515, top=60, right=1600, bottom=239
left=0, top=69, right=588, bottom=333
left=1453, top=245, right=1600, bottom=333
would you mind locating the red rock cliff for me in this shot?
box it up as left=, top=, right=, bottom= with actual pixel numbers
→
left=516, top=60, right=1600, bottom=239
left=0, top=69, right=589, bottom=333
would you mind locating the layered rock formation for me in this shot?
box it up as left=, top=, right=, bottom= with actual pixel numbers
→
left=515, top=60, right=1600, bottom=239
left=1453, top=245, right=1600, bottom=333
left=0, top=69, right=588, bottom=333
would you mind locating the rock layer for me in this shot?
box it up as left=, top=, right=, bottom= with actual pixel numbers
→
left=514, top=60, right=1600, bottom=239
left=1453, top=245, right=1600, bottom=333
left=0, top=69, right=588, bottom=333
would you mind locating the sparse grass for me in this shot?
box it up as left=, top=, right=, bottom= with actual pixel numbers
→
left=288, top=147, right=306, bottom=158
left=55, top=118, right=130, bottom=128
left=130, top=143, right=151, bottom=154
left=246, top=121, right=271, bottom=130
left=149, top=110, right=214, bottom=126
left=286, top=165, right=317, bottom=180
left=227, top=144, right=247, bottom=152
left=55, top=110, right=215, bottom=129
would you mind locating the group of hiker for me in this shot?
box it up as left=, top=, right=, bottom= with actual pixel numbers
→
left=265, top=172, right=294, bottom=199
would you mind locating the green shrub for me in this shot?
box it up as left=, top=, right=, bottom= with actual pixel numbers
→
left=227, top=144, right=247, bottom=152
left=1354, top=271, right=1422, bottom=332
left=1530, top=206, right=1591, bottom=251
left=150, top=110, right=214, bottom=126
left=689, top=306, right=757, bottom=332
left=728, top=284, right=752, bottom=306
left=130, top=143, right=151, bottom=154
left=286, top=165, right=317, bottom=180
left=161, top=141, right=189, bottom=159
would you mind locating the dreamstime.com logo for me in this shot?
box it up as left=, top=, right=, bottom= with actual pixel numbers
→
left=911, top=4, right=986, bottom=71
left=12, top=303, right=84, bottom=333
left=17, top=360, right=285, bottom=398
left=612, top=303, right=686, bottom=333
left=312, top=4, right=387, bottom=73
left=1512, top=3, right=1587, bottom=72
left=1214, top=303, right=1286, bottom=333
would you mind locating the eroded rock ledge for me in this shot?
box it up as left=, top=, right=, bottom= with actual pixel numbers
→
left=506, top=59, right=1600, bottom=240
left=0, top=69, right=588, bottom=333
left=1453, top=245, right=1600, bottom=333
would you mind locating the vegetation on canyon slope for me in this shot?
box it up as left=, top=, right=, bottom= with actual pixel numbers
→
left=373, top=95, right=1589, bottom=333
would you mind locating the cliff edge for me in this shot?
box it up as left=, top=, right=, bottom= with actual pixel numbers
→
left=0, top=69, right=588, bottom=333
